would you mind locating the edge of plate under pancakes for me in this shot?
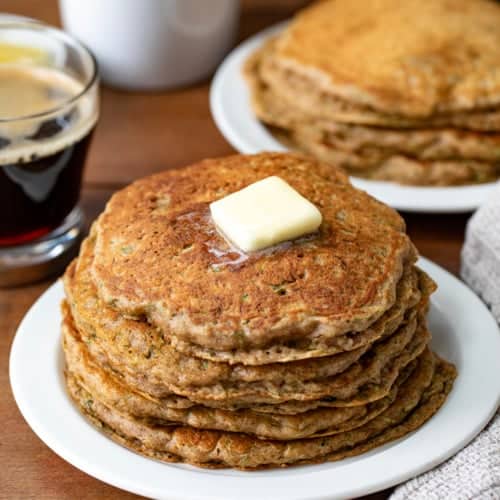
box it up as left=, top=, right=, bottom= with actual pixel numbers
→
left=62, top=152, right=457, bottom=469
left=243, top=0, right=500, bottom=185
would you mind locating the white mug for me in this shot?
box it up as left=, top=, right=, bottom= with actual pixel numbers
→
left=59, top=0, right=239, bottom=90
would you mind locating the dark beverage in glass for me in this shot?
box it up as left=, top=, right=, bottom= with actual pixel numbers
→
left=0, top=22, right=99, bottom=286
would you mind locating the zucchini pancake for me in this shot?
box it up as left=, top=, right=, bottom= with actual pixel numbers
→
left=244, top=0, right=500, bottom=186
left=62, top=152, right=456, bottom=469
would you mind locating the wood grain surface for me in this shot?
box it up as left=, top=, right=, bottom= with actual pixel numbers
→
left=0, top=1, right=470, bottom=499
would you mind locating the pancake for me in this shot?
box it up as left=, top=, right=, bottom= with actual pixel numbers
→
left=62, top=298, right=429, bottom=409
left=172, top=266, right=435, bottom=365
left=273, top=0, right=500, bottom=118
left=281, top=129, right=500, bottom=186
left=61, top=150, right=457, bottom=469
left=65, top=237, right=423, bottom=379
left=252, top=37, right=500, bottom=132
left=246, top=50, right=500, bottom=162
left=295, top=123, right=500, bottom=164
left=66, top=350, right=456, bottom=469
left=169, top=263, right=422, bottom=364
left=245, top=38, right=500, bottom=132
left=245, top=40, right=500, bottom=185
left=252, top=320, right=428, bottom=415
left=91, top=153, right=416, bottom=356
left=64, top=322, right=419, bottom=440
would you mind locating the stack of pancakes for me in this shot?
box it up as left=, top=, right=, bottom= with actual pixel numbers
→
left=62, top=153, right=456, bottom=469
left=245, top=0, right=500, bottom=186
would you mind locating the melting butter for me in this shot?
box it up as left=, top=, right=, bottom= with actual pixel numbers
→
left=209, top=176, right=322, bottom=252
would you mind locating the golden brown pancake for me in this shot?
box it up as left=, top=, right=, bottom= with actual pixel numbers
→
left=66, top=235, right=423, bottom=372
left=63, top=320, right=419, bottom=440
left=171, top=267, right=436, bottom=365
left=245, top=48, right=500, bottom=163
left=244, top=35, right=500, bottom=184
left=61, top=152, right=457, bottom=469
left=280, top=128, right=500, bottom=186
left=91, top=153, right=415, bottom=356
left=245, top=37, right=500, bottom=132
left=63, top=297, right=428, bottom=406
left=65, top=350, right=456, bottom=469
left=274, top=0, right=500, bottom=117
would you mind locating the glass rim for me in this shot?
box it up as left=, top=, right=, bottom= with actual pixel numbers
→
left=0, top=20, right=98, bottom=123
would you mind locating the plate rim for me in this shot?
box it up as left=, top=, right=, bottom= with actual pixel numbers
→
left=209, top=21, right=499, bottom=214
left=9, top=257, right=500, bottom=500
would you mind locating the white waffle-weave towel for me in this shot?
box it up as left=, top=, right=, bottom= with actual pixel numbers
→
left=391, top=185, right=500, bottom=500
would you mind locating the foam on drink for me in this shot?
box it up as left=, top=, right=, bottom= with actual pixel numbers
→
left=0, top=64, right=97, bottom=164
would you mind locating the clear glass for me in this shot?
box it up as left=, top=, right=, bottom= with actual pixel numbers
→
left=0, top=21, right=99, bottom=286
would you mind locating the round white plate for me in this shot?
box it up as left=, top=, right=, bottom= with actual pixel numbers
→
left=9, top=258, right=500, bottom=500
left=210, top=22, right=499, bottom=213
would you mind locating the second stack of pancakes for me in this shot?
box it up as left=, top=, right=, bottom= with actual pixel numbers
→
left=62, top=152, right=456, bottom=468
left=245, top=0, right=500, bottom=186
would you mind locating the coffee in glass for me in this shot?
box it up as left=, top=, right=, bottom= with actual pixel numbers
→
left=0, top=22, right=98, bottom=286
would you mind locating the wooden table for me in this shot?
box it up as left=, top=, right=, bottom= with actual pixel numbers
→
left=0, top=1, right=470, bottom=498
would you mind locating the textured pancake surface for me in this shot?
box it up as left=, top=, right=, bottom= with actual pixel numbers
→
left=246, top=37, right=500, bottom=132
left=274, top=0, right=500, bottom=117
left=91, top=153, right=415, bottom=353
left=64, top=318, right=419, bottom=440
left=62, top=296, right=428, bottom=406
left=160, top=264, right=425, bottom=364
left=245, top=52, right=500, bottom=184
left=257, top=96, right=500, bottom=164
left=244, top=18, right=500, bottom=185
left=67, top=235, right=423, bottom=372
left=279, top=128, right=500, bottom=186
left=62, top=152, right=457, bottom=469
left=66, top=351, right=456, bottom=469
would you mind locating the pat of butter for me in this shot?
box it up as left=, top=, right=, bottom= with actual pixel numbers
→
left=209, top=176, right=322, bottom=252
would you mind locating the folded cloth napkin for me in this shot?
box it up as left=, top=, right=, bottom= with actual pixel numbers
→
left=462, top=190, right=500, bottom=323
left=391, top=186, right=500, bottom=500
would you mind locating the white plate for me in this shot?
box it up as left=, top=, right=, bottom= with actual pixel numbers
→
left=209, top=22, right=499, bottom=213
left=9, top=258, right=500, bottom=500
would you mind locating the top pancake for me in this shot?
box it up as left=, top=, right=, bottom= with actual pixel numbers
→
left=274, top=0, right=500, bottom=118
left=91, top=152, right=415, bottom=352
left=246, top=42, right=500, bottom=154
